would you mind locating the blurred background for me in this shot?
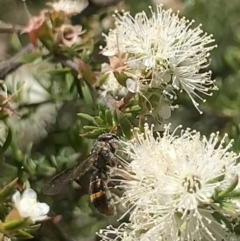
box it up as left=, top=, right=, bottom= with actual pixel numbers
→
left=0, top=0, right=240, bottom=240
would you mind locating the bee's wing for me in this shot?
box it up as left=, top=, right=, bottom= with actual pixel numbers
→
left=42, top=153, right=97, bottom=195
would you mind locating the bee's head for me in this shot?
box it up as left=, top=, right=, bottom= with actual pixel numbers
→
left=98, top=133, right=120, bottom=153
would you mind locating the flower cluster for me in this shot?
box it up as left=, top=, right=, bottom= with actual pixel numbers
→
left=101, top=5, right=217, bottom=118
left=99, top=124, right=240, bottom=241
left=23, top=0, right=87, bottom=49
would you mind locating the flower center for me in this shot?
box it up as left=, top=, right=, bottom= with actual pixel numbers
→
left=182, top=174, right=201, bottom=193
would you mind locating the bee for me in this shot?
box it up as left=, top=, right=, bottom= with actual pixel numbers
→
left=42, top=133, right=120, bottom=216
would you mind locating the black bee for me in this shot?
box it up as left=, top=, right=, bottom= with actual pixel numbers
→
left=42, top=133, right=120, bottom=216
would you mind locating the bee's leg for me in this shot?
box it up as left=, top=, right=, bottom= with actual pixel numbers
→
left=108, top=192, right=120, bottom=203
left=110, top=165, right=136, bottom=181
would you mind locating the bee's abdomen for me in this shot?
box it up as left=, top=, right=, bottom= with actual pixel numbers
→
left=89, top=171, right=115, bottom=216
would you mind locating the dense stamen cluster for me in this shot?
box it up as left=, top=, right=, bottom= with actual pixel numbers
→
left=101, top=5, right=217, bottom=116
left=99, top=124, right=240, bottom=241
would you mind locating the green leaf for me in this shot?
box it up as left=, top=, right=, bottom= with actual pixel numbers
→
left=17, top=52, right=43, bottom=64
left=83, top=126, right=99, bottom=130
left=130, top=105, right=141, bottom=112
left=0, top=128, right=12, bottom=157
left=49, top=155, right=58, bottom=169
left=25, top=223, right=41, bottom=232
left=82, top=83, right=93, bottom=106
left=113, top=109, right=119, bottom=124
left=211, top=211, right=233, bottom=232
left=217, top=175, right=238, bottom=198
left=11, top=33, right=22, bottom=51
left=224, top=190, right=240, bottom=198
left=77, top=113, right=95, bottom=124
left=3, top=218, right=32, bottom=231
left=119, top=115, right=132, bottom=139
left=75, top=59, right=97, bottom=86
left=94, top=117, right=104, bottom=125
left=0, top=178, right=18, bottom=202
left=221, top=201, right=237, bottom=214
left=99, top=111, right=105, bottom=121
left=77, top=195, right=91, bottom=214
left=15, top=229, right=34, bottom=239
left=48, top=68, right=71, bottom=74
left=80, top=128, right=107, bottom=139
left=105, top=110, right=113, bottom=126
left=98, top=74, right=109, bottom=86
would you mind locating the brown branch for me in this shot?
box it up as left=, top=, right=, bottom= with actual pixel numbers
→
left=54, top=54, right=80, bottom=73
left=0, top=25, right=24, bottom=34
left=0, top=44, right=34, bottom=79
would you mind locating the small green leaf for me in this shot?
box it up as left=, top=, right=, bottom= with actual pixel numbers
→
left=80, top=128, right=106, bottom=139
left=94, top=117, right=104, bottom=125
left=75, top=59, right=97, bottom=86
left=99, top=111, right=105, bottom=121
left=221, top=201, right=237, bottom=214
left=113, top=109, right=119, bottom=124
left=11, top=33, right=22, bottom=50
left=25, top=223, right=41, bottom=232
left=15, top=229, right=34, bottom=239
left=77, top=195, right=91, bottom=214
left=207, top=173, right=225, bottom=184
left=49, top=155, right=58, bottom=169
left=119, top=116, right=132, bottom=139
left=130, top=105, right=141, bottom=112
left=83, top=126, right=99, bottom=130
left=48, top=68, right=71, bottom=74
left=82, top=83, right=93, bottom=106
left=98, top=74, right=109, bottom=86
left=212, top=211, right=233, bottom=232
left=105, top=110, right=113, bottom=126
left=77, top=113, right=95, bottom=123
left=3, top=218, right=32, bottom=231
left=0, top=178, right=18, bottom=202
left=17, top=52, right=43, bottom=64
left=225, top=190, right=240, bottom=198
left=0, top=128, right=12, bottom=157
left=217, top=175, right=238, bottom=198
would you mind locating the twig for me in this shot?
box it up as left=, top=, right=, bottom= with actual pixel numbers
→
left=54, top=54, right=80, bottom=73
left=0, top=25, right=24, bottom=34
left=0, top=44, right=34, bottom=79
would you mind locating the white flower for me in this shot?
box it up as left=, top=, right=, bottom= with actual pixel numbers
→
left=47, top=0, right=88, bottom=15
left=101, top=5, right=217, bottom=112
left=100, top=124, right=240, bottom=240
left=12, top=188, right=50, bottom=223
